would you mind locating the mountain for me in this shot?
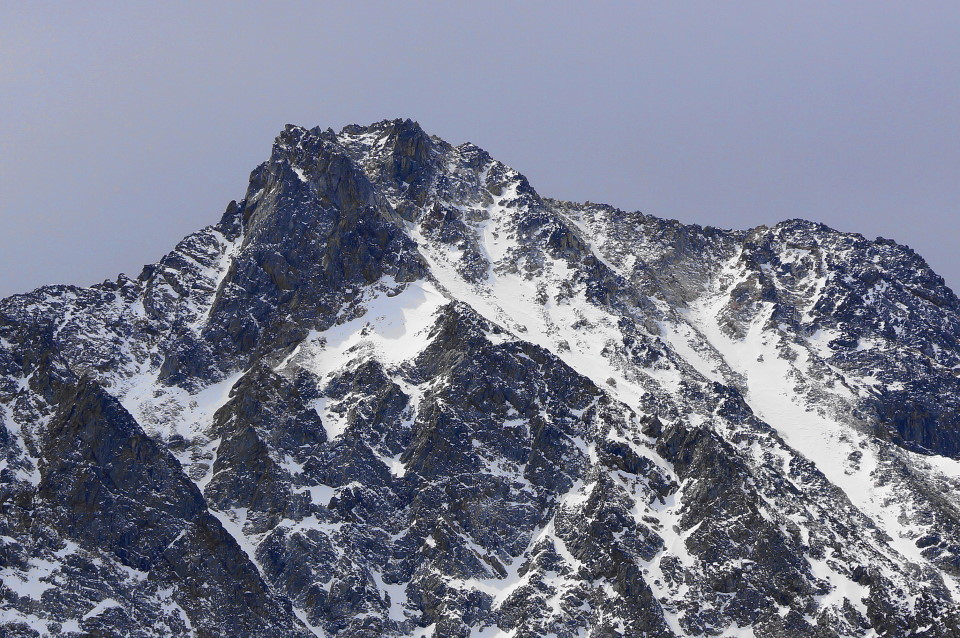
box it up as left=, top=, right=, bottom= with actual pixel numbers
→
left=2, top=118, right=960, bottom=637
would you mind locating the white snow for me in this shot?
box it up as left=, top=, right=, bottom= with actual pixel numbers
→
left=0, top=556, right=59, bottom=600
left=117, top=366, right=243, bottom=470
left=684, top=254, right=960, bottom=599
left=296, top=484, right=337, bottom=507
left=82, top=598, right=122, bottom=620
left=290, top=278, right=447, bottom=441
left=381, top=453, right=407, bottom=477
left=296, top=278, right=447, bottom=378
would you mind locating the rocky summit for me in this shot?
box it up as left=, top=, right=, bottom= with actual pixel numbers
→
left=2, top=119, right=960, bottom=637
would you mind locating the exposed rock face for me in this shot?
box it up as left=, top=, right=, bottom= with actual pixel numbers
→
left=3, top=118, right=960, bottom=636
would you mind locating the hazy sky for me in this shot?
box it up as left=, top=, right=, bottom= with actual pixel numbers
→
left=2, top=2, right=959, bottom=297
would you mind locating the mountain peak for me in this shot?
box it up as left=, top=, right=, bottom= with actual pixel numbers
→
left=3, top=120, right=960, bottom=637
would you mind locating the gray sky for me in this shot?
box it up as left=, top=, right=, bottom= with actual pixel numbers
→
left=2, top=2, right=959, bottom=298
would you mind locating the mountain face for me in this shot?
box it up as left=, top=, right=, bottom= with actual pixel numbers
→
left=3, top=119, right=960, bottom=638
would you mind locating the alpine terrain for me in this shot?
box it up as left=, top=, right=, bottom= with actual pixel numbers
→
left=3, top=119, right=960, bottom=638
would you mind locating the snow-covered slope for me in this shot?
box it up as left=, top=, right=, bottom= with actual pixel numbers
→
left=2, top=119, right=960, bottom=637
